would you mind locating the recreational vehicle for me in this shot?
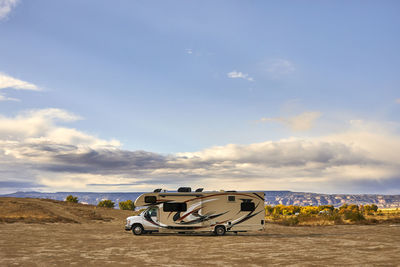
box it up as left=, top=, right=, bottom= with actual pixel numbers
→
left=124, top=187, right=265, bottom=236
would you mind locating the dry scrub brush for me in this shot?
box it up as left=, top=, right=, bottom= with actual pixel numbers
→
left=264, top=204, right=397, bottom=226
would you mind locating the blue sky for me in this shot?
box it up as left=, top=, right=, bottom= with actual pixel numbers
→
left=0, top=0, right=400, bottom=194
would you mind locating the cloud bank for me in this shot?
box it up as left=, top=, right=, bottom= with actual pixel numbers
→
left=0, top=108, right=399, bottom=194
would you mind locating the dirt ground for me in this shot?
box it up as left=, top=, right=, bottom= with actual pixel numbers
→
left=1, top=222, right=399, bottom=266
left=1, top=198, right=400, bottom=266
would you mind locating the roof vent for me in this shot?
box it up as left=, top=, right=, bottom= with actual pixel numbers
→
left=153, top=188, right=162, bottom=192
left=195, top=188, right=204, bottom=192
left=178, top=187, right=191, bottom=192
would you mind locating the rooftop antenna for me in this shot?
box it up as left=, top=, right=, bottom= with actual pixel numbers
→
left=178, top=187, right=191, bottom=192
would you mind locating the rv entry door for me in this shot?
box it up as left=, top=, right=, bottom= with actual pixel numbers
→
left=143, top=206, right=159, bottom=231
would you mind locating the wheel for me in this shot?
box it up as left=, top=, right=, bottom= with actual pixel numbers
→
left=132, top=224, right=144, bottom=235
left=214, top=225, right=226, bottom=236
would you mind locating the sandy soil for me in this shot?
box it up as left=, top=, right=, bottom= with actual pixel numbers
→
left=1, top=198, right=400, bottom=266
left=1, top=222, right=400, bottom=266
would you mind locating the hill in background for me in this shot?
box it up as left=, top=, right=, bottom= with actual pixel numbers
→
left=0, top=197, right=133, bottom=224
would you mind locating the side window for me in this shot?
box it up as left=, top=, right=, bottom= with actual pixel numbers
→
left=241, top=202, right=255, bottom=211
left=228, top=196, right=235, bottom=202
left=163, top=202, right=187, bottom=212
left=149, top=208, right=157, bottom=217
left=145, top=196, right=157, bottom=203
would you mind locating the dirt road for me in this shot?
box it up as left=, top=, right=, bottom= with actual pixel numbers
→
left=1, top=221, right=400, bottom=266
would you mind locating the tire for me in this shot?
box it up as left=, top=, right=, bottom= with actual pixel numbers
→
left=214, top=225, right=226, bottom=236
left=132, top=224, right=144, bottom=235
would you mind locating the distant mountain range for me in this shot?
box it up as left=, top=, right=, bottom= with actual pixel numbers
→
left=264, top=191, right=400, bottom=208
left=2, top=191, right=400, bottom=208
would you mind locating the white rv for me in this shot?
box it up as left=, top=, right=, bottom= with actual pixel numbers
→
left=125, top=187, right=265, bottom=236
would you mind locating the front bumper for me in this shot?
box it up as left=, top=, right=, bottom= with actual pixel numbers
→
left=125, top=225, right=132, bottom=231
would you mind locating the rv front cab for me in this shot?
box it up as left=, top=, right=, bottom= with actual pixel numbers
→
left=125, top=206, right=159, bottom=235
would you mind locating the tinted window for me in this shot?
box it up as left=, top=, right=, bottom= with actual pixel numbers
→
left=228, top=196, right=235, bottom=202
left=145, top=196, right=157, bottom=203
left=163, top=202, right=187, bottom=212
left=241, top=202, right=255, bottom=211
left=149, top=208, right=157, bottom=217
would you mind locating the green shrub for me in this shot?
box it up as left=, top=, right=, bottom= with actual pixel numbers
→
left=364, top=204, right=378, bottom=213
left=65, top=195, right=78, bottom=203
left=301, top=206, right=320, bottom=215
left=318, top=205, right=335, bottom=213
left=337, top=203, right=365, bottom=222
left=265, top=205, right=274, bottom=215
left=343, top=210, right=365, bottom=222
left=119, top=200, right=135, bottom=211
left=97, top=199, right=115, bottom=208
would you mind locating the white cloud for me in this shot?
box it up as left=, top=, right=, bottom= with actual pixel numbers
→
left=0, top=94, right=19, bottom=102
left=0, top=72, right=41, bottom=103
left=0, top=109, right=114, bottom=149
left=266, top=59, right=295, bottom=78
left=185, top=48, right=193, bottom=55
left=0, top=72, right=40, bottom=91
left=26, top=108, right=82, bottom=122
left=260, top=111, right=322, bottom=131
left=227, top=70, right=254, bottom=82
left=0, top=0, right=19, bottom=20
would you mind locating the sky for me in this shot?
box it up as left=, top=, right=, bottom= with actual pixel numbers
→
left=0, top=0, right=400, bottom=194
